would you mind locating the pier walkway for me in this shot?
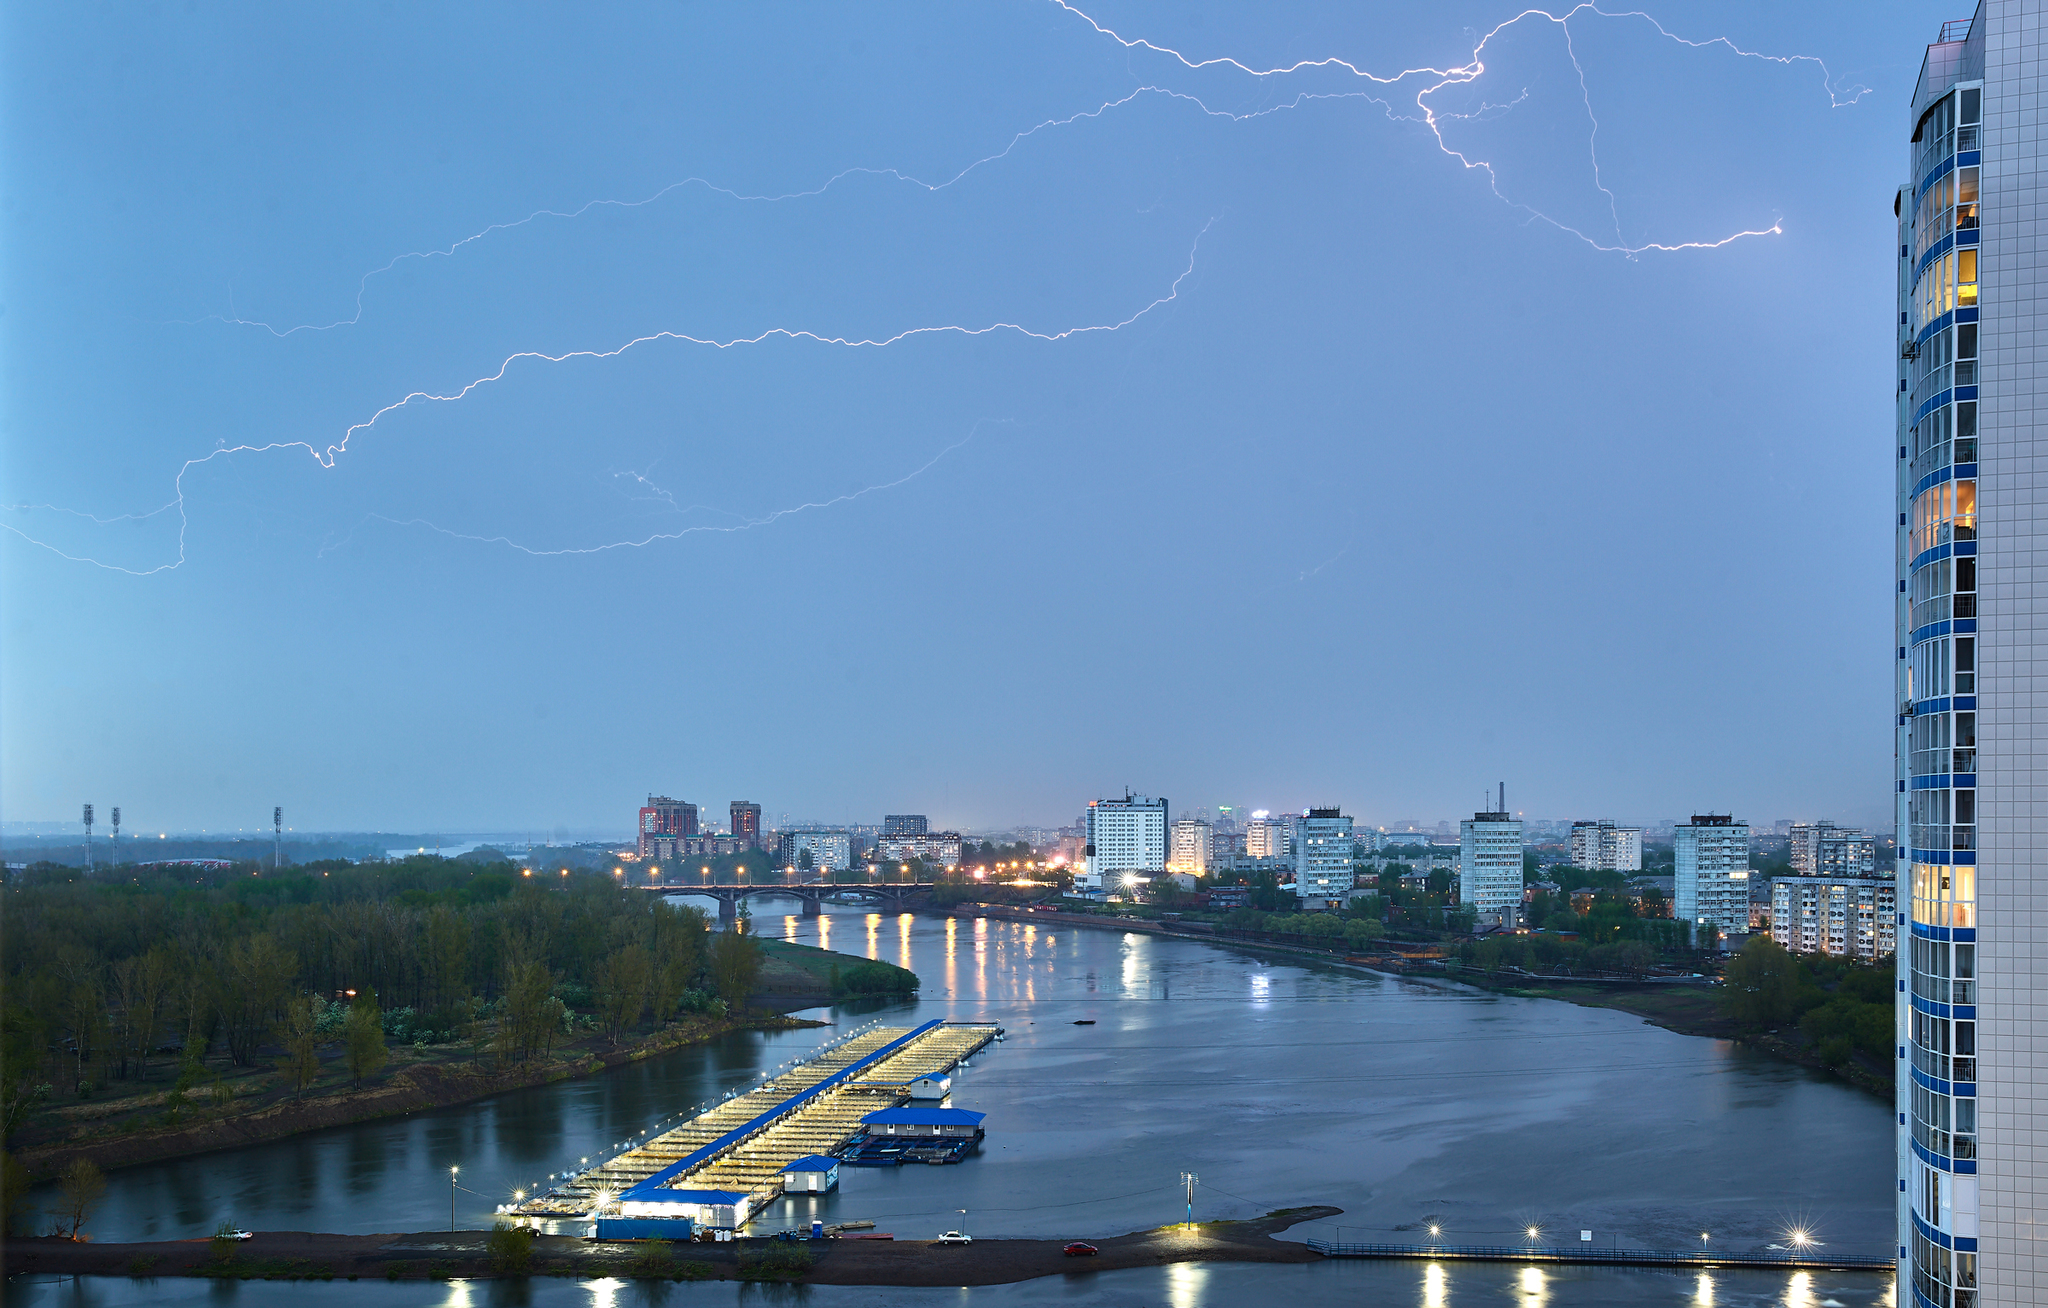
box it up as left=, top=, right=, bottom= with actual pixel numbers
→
left=1305, top=1239, right=1891, bottom=1272
left=510, top=1018, right=998, bottom=1221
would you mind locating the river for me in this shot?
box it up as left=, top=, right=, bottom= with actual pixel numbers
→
left=13, top=897, right=1897, bottom=1306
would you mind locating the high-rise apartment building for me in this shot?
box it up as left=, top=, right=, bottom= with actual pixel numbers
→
left=1770, top=876, right=1898, bottom=960
left=779, top=830, right=852, bottom=873
left=1293, top=808, right=1355, bottom=907
left=1568, top=820, right=1643, bottom=872
left=1168, top=818, right=1211, bottom=874
left=1896, top=15, right=2024, bottom=1297
left=639, top=796, right=699, bottom=860
left=1459, top=795, right=1523, bottom=917
left=874, top=830, right=963, bottom=869
left=1245, top=812, right=1291, bottom=860
left=729, top=801, right=762, bottom=850
left=1673, top=815, right=1750, bottom=948
left=882, top=815, right=928, bottom=836
left=1081, top=794, right=1168, bottom=891
left=1789, top=821, right=1878, bottom=877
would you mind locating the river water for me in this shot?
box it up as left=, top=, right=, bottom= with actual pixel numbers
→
left=15, top=898, right=1897, bottom=1306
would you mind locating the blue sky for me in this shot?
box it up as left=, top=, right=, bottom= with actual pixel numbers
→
left=2, top=2, right=1935, bottom=833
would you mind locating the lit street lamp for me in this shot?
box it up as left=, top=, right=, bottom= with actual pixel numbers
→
left=450, top=1166, right=459, bottom=1232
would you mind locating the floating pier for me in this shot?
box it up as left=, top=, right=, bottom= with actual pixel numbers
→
left=509, top=1019, right=999, bottom=1226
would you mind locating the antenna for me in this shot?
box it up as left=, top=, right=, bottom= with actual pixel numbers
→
left=83, top=803, right=94, bottom=872
left=1499, top=782, right=1505, bottom=815
left=274, top=806, right=283, bottom=870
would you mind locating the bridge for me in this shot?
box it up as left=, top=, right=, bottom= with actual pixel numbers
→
left=632, top=879, right=937, bottom=921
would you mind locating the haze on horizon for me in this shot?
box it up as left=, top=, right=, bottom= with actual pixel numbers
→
left=1, top=2, right=1928, bottom=836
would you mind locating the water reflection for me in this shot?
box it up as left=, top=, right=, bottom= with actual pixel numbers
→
left=1424, top=1262, right=1449, bottom=1308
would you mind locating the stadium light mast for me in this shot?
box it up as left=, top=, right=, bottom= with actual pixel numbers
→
left=111, top=806, right=120, bottom=849
left=274, top=807, right=283, bottom=870
left=83, top=804, right=94, bottom=871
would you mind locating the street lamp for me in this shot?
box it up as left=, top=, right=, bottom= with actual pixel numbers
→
left=1700, top=1232, right=1710, bottom=1257
left=450, top=1166, right=459, bottom=1231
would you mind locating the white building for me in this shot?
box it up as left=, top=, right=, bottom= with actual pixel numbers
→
left=1459, top=804, right=1523, bottom=917
left=1673, top=815, right=1750, bottom=948
left=1292, top=808, right=1355, bottom=908
left=1770, top=877, right=1897, bottom=959
left=1568, top=820, right=1643, bottom=872
left=874, top=831, right=962, bottom=869
left=1168, top=818, right=1210, bottom=874
left=780, top=830, right=852, bottom=873
left=1245, top=812, right=1291, bottom=860
left=1081, top=794, right=1168, bottom=891
left=1789, top=821, right=1878, bottom=875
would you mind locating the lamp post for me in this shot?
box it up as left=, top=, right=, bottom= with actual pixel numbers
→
left=450, top=1165, right=459, bottom=1232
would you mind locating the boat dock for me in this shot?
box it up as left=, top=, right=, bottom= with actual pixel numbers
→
left=509, top=1019, right=999, bottom=1223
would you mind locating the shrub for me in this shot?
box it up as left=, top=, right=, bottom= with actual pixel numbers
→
left=738, top=1241, right=814, bottom=1279
left=628, top=1238, right=675, bottom=1277
left=487, top=1221, right=535, bottom=1274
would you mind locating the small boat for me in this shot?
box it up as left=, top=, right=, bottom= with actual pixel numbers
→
left=1072, top=1019, right=1095, bottom=1026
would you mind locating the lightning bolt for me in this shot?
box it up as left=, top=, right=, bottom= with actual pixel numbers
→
left=1052, top=0, right=1867, bottom=255
left=7, top=225, right=1211, bottom=574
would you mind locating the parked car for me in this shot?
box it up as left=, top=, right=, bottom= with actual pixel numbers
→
left=222, top=1229, right=254, bottom=1242
left=1063, top=1242, right=1098, bottom=1257
left=935, top=1231, right=972, bottom=1245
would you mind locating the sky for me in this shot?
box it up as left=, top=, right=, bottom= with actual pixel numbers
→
left=1, top=2, right=1941, bottom=835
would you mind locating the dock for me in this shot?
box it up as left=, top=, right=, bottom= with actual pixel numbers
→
left=1304, top=1239, right=1892, bottom=1272
left=509, top=1019, right=999, bottom=1223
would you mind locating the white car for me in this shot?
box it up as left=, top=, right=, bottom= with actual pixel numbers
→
left=223, top=1229, right=254, bottom=1241
left=935, top=1231, right=972, bottom=1245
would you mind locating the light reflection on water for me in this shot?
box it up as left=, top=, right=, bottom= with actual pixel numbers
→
left=27, top=900, right=1898, bottom=1307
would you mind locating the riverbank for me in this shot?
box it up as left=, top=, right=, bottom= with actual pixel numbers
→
left=12, top=1011, right=825, bottom=1180
left=0, top=1206, right=1341, bottom=1286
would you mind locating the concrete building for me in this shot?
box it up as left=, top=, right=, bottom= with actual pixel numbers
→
left=1789, top=821, right=1877, bottom=875
left=780, top=830, right=852, bottom=873
left=1770, top=877, right=1898, bottom=959
left=1568, top=820, right=1643, bottom=872
left=1168, top=818, right=1211, bottom=874
left=874, top=830, right=962, bottom=870
left=1293, top=808, right=1355, bottom=908
left=1459, top=793, right=1523, bottom=918
left=1080, top=793, right=1168, bottom=891
left=638, top=795, right=698, bottom=860
left=882, top=815, right=928, bottom=836
left=729, top=801, right=762, bottom=850
left=1674, top=815, right=1750, bottom=949
left=1245, top=812, right=1291, bottom=860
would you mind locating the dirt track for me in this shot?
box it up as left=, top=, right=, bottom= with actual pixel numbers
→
left=1, top=1206, right=1340, bottom=1287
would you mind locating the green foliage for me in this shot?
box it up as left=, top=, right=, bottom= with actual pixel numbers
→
left=628, top=1238, right=675, bottom=1277
left=344, top=991, right=389, bottom=1087
left=488, top=1221, right=536, bottom=1273
left=832, top=960, right=918, bottom=996
left=1720, top=938, right=1802, bottom=1027
left=57, top=1157, right=105, bottom=1239
left=709, top=929, right=764, bottom=1010
left=738, top=1240, right=815, bottom=1279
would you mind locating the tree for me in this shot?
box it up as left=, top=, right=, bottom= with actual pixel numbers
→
left=488, top=1220, right=536, bottom=1273
left=275, top=994, right=322, bottom=1098
left=797, top=848, right=815, bottom=873
left=214, top=935, right=297, bottom=1068
left=593, top=944, right=652, bottom=1044
left=57, top=1157, right=105, bottom=1240
left=344, top=990, right=389, bottom=1087
left=709, top=930, right=763, bottom=1011
left=1721, top=937, right=1801, bottom=1028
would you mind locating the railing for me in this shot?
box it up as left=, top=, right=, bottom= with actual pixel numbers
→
left=1303, top=1240, right=1891, bottom=1271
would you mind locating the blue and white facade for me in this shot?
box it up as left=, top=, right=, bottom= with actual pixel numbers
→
left=1900, top=10, right=2002, bottom=1303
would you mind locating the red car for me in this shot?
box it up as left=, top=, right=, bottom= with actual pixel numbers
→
left=1063, top=1242, right=1098, bottom=1257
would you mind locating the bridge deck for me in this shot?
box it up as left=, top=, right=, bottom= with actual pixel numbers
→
left=509, top=1020, right=999, bottom=1221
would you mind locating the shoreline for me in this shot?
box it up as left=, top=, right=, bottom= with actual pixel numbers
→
left=12, top=1012, right=827, bottom=1180
left=0, top=1206, right=1342, bottom=1286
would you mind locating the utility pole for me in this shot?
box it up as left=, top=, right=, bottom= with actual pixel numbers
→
left=1181, top=1171, right=1198, bottom=1230
left=274, top=807, right=283, bottom=871
left=83, top=804, right=94, bottom=872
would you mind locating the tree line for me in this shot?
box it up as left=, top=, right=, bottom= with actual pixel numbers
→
left=1, top=857, right=766, bottom=1137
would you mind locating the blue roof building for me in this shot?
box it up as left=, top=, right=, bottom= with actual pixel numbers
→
left=861, top=1106, right=986, bottom=1138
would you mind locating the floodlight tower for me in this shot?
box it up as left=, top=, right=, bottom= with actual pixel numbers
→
left=83, top=804, right=94, bottom=871
left=274, top=807, right=283, bottom=870
left=111, top=806, right=121, bottom=848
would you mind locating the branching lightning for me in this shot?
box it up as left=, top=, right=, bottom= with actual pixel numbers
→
left=1051, top=0, right=1868, bottom=255
left=13, top=2, right=1873, bottom=575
